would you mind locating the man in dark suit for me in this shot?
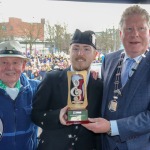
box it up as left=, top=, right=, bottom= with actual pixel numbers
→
left=83, top=5, right=150, bottom=150
left=31, top=29, right=103, bottom=150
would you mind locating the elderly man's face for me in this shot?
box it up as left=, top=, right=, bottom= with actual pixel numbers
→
left=0, top=57, right=26, bottom=87
left=70, top=44, right=97, bottom=71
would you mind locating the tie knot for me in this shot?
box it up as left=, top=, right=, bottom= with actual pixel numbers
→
left=126, top=58, right=135, bottom=67
left=126, top=57, right=135, bottom=62
left=121, top=58, right=135, bottom=86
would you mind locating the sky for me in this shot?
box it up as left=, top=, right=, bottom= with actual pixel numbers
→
left=0, top=0, right=150, bottom=33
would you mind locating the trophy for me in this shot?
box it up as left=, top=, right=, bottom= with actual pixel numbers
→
left=67, top=70, right=89, bottom=124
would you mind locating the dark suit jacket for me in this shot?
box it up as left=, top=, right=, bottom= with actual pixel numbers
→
left=101, top=49, right=150, bottom=150
left=31, top=68, right=103, bottom=150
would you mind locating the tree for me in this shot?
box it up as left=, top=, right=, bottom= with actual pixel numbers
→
left=96, top=27, right=121, bottom=54
left=45, top=21, right=55, bottom=53
left=0, top=24, right=9, bottom=42
left=45, top=21, right=71, bottom=53
left=62, top=28, right=71, bottom=54
left=20, top=22, right=44, bottom=55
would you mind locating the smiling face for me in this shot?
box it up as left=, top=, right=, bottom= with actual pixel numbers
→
left=0, top=57, right=26, bottom=87
left=70, top=43, right=97, bottom=71
left=120, top=14, right=150, bottom=57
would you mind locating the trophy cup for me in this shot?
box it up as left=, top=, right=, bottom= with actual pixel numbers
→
left=67, top=70, right=89, bottom=124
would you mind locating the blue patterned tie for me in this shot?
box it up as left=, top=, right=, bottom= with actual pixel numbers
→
left=121, top=58, right=135, bottom=86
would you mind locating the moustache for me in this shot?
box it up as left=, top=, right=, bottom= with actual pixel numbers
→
left=75, top=57, right=86, bottom=61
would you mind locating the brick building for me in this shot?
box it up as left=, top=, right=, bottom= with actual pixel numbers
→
left=0, top=17, right=45, bottom=42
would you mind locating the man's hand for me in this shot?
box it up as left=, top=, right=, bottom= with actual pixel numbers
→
left=82, top=118, right=110, bottom=133
left=91, top=70, right=99, bottom=80
left=59, top=106, right=72, bottom=126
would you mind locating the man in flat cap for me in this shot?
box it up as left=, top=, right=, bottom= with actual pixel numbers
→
left=0, top=40, right=40, bottom=150
left=31, top=29, right=103, bottom=150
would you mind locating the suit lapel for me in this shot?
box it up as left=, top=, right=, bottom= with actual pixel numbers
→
left=102, top=54, right=121, bottom=115
left=105, top=56, right=120, bottom=89
left=58, top=68, right=70, bottom=105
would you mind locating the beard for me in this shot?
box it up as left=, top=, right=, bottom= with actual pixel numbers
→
left=72, top=63, right=89, bottom=71
left=71, top=57, right=90, bottom=71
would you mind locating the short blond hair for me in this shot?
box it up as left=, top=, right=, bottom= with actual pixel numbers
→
left=119, top=5, right=150, bottom=29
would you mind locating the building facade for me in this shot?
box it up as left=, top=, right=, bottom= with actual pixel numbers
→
left=0, top=17, right=47, bottom=55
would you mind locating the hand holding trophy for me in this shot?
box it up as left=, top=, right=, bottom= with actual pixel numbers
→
left=67, top=70, right=89, bottom=124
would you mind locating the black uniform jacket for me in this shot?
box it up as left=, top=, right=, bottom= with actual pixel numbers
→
left=31, top=67, right=103, bottom=150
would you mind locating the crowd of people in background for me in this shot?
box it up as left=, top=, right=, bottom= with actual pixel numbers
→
left=23, top=51, right=103, bottom=81
left=23, top=53, right=70, bottom=80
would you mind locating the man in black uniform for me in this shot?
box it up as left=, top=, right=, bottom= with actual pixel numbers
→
left=31, top=29, right=103, bottom=150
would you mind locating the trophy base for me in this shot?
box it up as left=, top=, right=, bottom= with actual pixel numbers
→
left=67, top=109, right=89, bottom=124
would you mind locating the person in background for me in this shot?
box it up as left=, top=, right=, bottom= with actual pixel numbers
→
left=83, top=5, right=150, bottom=150
left=31, top=29, right=103, bottom=150
left=0, top=40, right=40, bottom=150
left=23, top=64, right=34, bottom=79
left=33, top=69, right=42, bottom=81
left=39, top=64, right=47, bottom=80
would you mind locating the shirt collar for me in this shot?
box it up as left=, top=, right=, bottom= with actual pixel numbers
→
left=123, top=51, right=142, bottom=63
